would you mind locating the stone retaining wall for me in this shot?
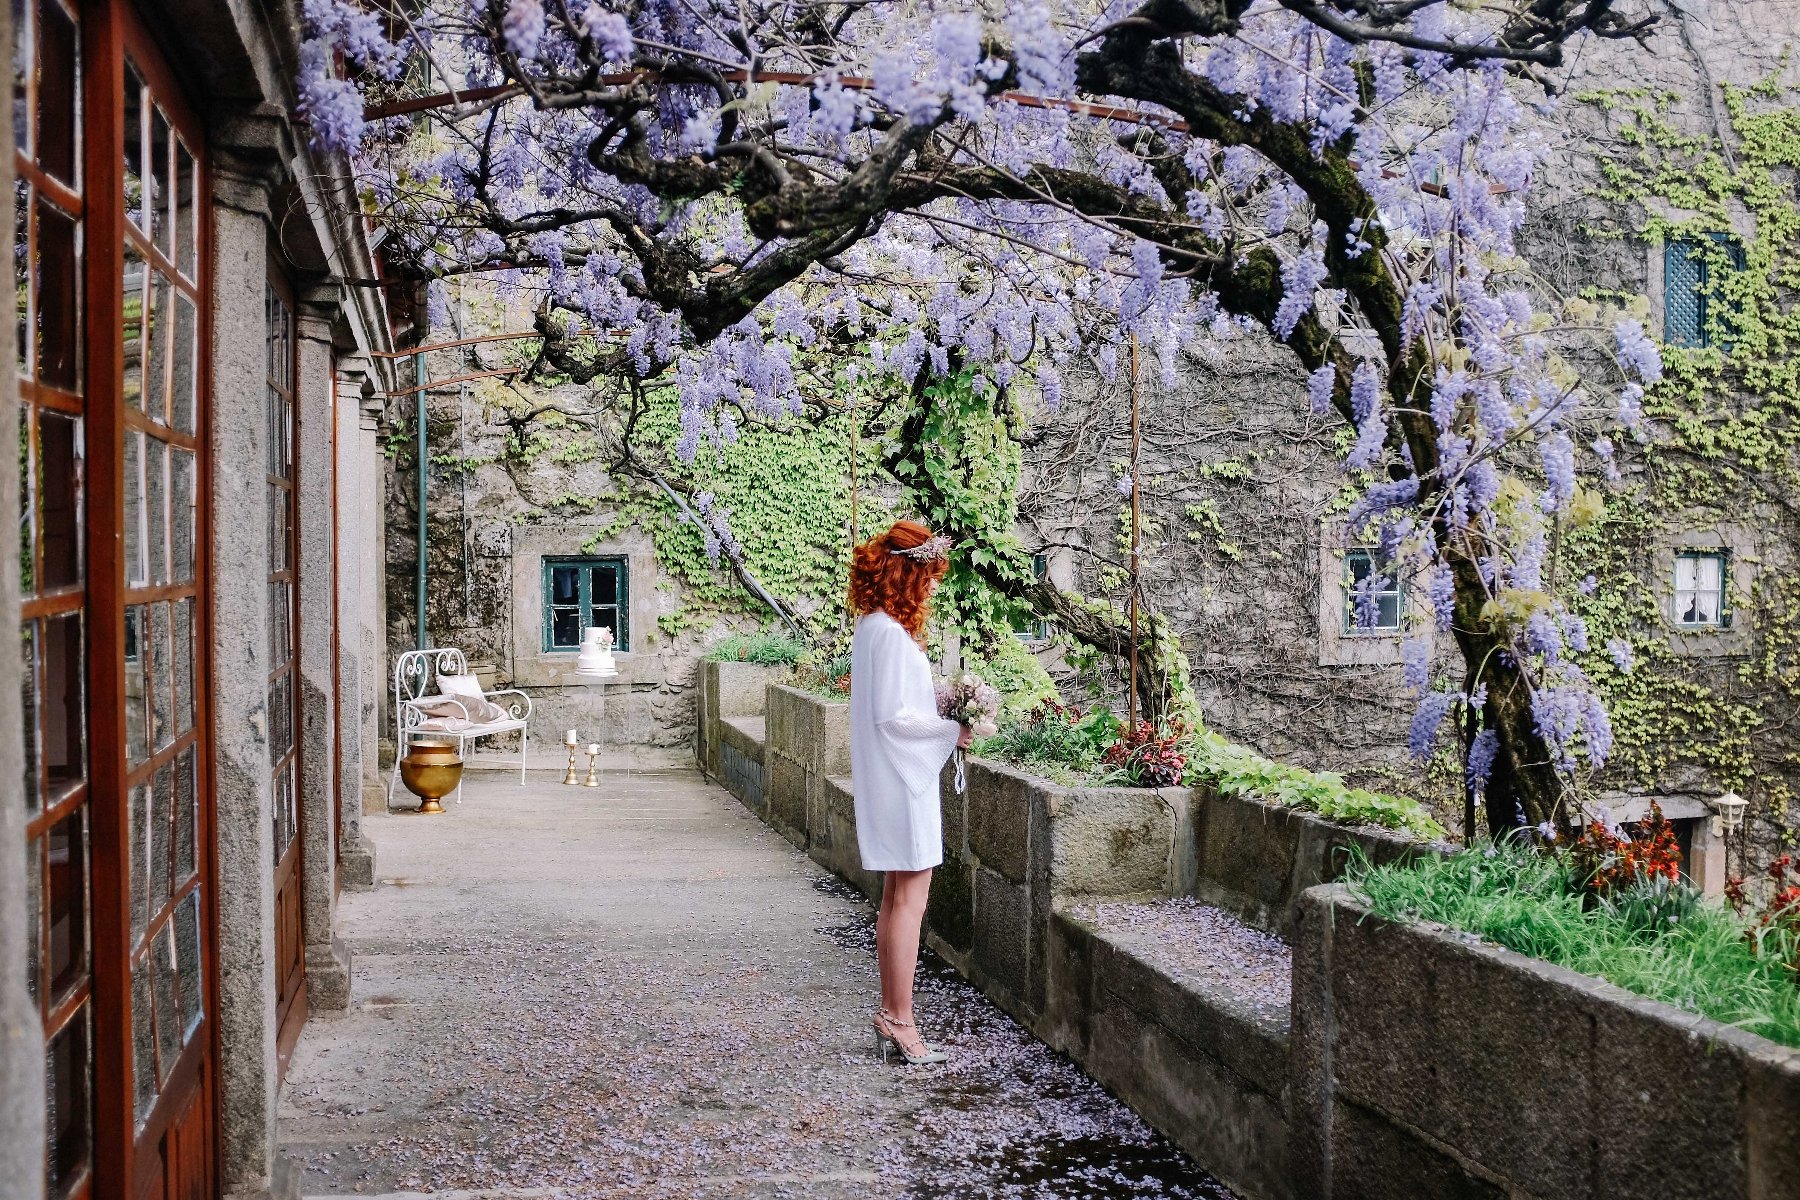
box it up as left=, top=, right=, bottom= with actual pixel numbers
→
left=1185, top=783, right=1443, bottom=937
left=763, top=684, right=851, bottom=850
left=1292, top=884, right=1800, bottom=1200
left=1048, top=911, right=1294, bottom=1200
left=696, top=660, right=782, bottom=780
left=694, top=675, right=1800, bottom=1200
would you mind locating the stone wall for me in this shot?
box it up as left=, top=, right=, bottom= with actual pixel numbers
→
left=1185, top=784, right=1440, bottom=937
left=696, top=660, right=783, bottom=780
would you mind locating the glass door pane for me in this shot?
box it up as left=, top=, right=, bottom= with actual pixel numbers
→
left=18, top=1, right=94, bottom=1194
left=115, top=34, right=212, bottom=1179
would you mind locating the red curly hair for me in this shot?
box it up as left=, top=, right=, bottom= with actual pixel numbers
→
left=848, top=519, right=947, bottom=641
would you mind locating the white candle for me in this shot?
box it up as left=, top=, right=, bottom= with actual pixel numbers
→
left=565, top=729, right=578, bottom=743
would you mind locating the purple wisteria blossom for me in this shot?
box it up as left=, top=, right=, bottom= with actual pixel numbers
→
left=1307, top=365, right=1336, bottom=415
left=1615, top=319, right=1663, bottom=384
left=582, top=5, right=635, bottom=61
left=1409, top=690, right=1458, bottom=760
left=1424, top=566, right=1456, bottom=632
left=1539, top=431, right=1576, bottom=513
left=296, top=42, right=366, bottom=153
left=1607, top=638, right=1635, bottom=674
left=1467, top=728, right=1500, bottom=792
left=502, top=0, right=546, bottom=58
left=1531, top=686, right=1615, bottom=772
left=1402, top=636, right=1433, bottom=692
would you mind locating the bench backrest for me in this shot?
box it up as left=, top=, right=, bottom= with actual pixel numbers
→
left=393, top=647, right=470, bottom=729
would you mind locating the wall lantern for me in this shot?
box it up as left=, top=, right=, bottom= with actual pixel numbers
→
left=1711, top=790, right=1747, bottom=836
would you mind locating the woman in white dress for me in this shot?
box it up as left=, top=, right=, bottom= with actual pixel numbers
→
left=848, top=519, right=971, bottom=1065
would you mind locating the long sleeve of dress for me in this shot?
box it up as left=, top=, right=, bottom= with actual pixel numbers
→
left=866, top=622, right=961, bottom=795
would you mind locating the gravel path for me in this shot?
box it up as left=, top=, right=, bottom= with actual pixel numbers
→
left=280, top=768, right=1236, bottom=1198
left=1068, top=900, right=1293, bottom=1020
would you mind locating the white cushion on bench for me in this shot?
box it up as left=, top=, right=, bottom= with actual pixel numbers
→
left=439, top=673, right=485, bottom=698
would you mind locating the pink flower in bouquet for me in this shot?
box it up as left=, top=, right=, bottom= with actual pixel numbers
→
left=937, top=671, right=1001, bottom=739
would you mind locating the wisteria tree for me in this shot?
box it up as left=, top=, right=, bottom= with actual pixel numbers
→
left=302, top=0, right=1665, bottom=834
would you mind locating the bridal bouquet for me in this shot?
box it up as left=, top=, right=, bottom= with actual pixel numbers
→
left=937, top=672, right=1001, bottom=739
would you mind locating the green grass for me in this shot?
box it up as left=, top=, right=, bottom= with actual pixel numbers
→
left=703, top=630, right=808, bottom=665
left=1188, top=730, right=1447, bottom=839
left=1353, top=844, right=1800, bottom=1048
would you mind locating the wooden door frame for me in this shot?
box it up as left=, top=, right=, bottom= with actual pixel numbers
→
left=82, top=1, right=219, bottom=1193
left=267, top=256, right=308, bottom=1073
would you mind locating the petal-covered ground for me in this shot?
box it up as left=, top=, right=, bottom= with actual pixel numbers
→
left=281, top=767, right=1236, bottom=1199
left=1067, top=899, right=1292, bottom=1020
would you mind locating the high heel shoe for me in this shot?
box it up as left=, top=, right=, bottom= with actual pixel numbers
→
left=871, top=1009, right=948, bottom=1065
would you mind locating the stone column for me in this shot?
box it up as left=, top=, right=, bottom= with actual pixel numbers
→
left=0, top=0, right=47, bottom=1179
left=209, top=158, right=279, bottom=1199
left=294, top=300, right=350, bottom=1008
left=333, top=356, right=377, bottom=884
left=359, top=388, right=389, bottom=812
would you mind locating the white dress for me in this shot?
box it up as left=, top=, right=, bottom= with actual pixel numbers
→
left=849, top=611, right=962, bottom=872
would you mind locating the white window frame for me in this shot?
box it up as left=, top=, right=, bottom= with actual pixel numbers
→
left=1652, top=524, right=1755, bottom=658
left=1318, top=520, right=1425, bottom=667
left=1341, top=547, right=1406, bottom=635
left=1672, top=550, right=1727, bottom=630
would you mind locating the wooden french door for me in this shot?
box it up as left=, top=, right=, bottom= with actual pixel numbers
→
left=18, top=1, right=215, bottom=1196
left=267, top=265, right=306, bottom=1063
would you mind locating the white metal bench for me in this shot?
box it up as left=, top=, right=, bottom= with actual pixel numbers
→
left=389, top=648, right=533, bottom=802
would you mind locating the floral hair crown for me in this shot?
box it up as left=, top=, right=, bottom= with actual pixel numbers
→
left=889, top=534, right=952, bottom=562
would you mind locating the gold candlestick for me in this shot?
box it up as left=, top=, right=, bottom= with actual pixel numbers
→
left=583, top=743, right=602, bottom=787
left=562, top=734, right=580, bottom=786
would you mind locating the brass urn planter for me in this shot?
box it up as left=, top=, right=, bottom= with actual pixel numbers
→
left=399, top=739, right=463, bottom=814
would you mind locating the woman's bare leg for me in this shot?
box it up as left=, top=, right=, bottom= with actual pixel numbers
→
left=875, top=867, right=933, bottom=1048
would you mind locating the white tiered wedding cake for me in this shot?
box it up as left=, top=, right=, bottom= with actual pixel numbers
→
left=575, top=626, right=617, bottom=676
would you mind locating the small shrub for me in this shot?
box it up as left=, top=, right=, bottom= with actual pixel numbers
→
left=1186, top=730, right=1446, bottom=839
left=976, top=699, right=1121, bottom=781
left=704, top=630, right=808, bottom=665
left=792, top=651, right=853, bottom=698
left=1104, top=719, right=1189, bottom=788
left=1728, top=855, right=1800, bottom=984
left=1600, top=871, right=1703, bottom=942
left=1570, top=802, right=1682, bottom=900
left=964, top=635, right=1058, bottom=718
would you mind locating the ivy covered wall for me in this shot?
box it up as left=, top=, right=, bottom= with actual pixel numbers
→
left=383, top=283, right=892, bottom=749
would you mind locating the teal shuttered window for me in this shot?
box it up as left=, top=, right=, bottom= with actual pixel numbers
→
left=543, top=556, right=629, bottom=651
left=1663, top=234, right=1745, bottom=350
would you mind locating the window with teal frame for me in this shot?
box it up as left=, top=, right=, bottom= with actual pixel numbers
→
left=543, top=556, right=629, bottom=652
left=1663, top=234, right=1745, bottom=350
left=1011, top=553, right=1050, bottom=641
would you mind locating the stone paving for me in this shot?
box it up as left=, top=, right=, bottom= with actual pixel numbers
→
left=279, top=766, right=1235, bottom=1199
